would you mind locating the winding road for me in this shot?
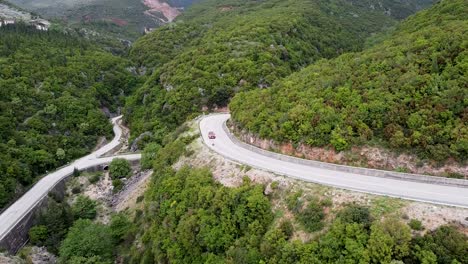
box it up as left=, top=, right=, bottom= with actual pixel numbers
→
left=0, top=116, right=141, bottom=241
left=200, top=114, right=468, bottom=208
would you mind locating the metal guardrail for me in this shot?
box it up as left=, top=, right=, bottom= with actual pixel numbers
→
left=221, top=121, right=468, bottom=188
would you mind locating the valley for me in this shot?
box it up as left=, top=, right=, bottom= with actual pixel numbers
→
left=0, top=0, right=466, bottom=263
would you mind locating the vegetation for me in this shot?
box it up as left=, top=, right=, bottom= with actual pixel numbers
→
left=125, top=137, right=467, bottom=264
left=71, top=195, right=97, bottom=220
left=109, top=158, right=132, bottom=179
left=59, top=219, right=114, bottom=263
left=124, top=0, right=425, bottom=145
left=0, top=24, right=139, bottom=209
left=230, top=0, right=467, bottom=162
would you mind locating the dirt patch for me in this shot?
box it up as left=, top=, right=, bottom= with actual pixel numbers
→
left=218, top=6, right=233, bottom=12
left=143, top=0, right=181, bottom=22
left=111, top=170, right=152, bottom=212
left=110, top=18, right=128, bottom=26
left=230, top=124, right=467, bottom=178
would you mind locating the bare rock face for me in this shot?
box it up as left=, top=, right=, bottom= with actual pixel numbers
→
left=130, top=132, right=153, bottom=151
left=29, top=247, right=57, bottom=264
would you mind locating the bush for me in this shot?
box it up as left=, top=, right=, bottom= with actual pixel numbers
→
left=136, top=195, right=144, bottom=203
left=279, top=220, right=294, bottom=238
left=71, top=195, right=97, bottom=220
left=88, top=173, right=102, bottom=184
left=297, top=199, right=325, bottom=232
left=110, top=213, right=134, bottom=243
left=73, top=168, right=81, bottom=178
left=29, top=225, right=48, bottom=245
left=337, top=204, right=372, bottom=228
left=286, top=191, right=303, bottom=213
left=112, top=179, right=123, bottom=193
left=71, top=186, right=81, bottom=194
left=59, top=219, right=114, bottom=263
left=109, top=158, right=132, bottom=179
left=409, top=219, right=424, bottom=231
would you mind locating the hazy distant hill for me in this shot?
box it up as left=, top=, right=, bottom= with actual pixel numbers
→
left=7, top=0, right=198, bottom=39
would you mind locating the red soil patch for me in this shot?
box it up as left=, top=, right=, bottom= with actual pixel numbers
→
left=110, top=18, right=128, bottom=26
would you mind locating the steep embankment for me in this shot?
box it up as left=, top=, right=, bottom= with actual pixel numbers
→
left=230, top=0, right=467, bottom=174
left=125, top=0, right=431, bottom=144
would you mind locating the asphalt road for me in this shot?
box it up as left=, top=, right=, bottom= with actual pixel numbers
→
left=0, top=116, right=141, bottom=241
left=200, top=114, right=468, bottom=208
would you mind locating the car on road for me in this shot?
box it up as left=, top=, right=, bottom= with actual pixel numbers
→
left=208, top=131, right=216, bottom=139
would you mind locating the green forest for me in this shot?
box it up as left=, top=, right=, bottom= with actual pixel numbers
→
left=119, top=136, right=467, bottom=264
left=124, top=0, right=424, bottom=144
left=0, top=24, right=140, bottom=208
left=230, top=0, right=468, bottom=162
left=1, top=0, right=467, bottom=263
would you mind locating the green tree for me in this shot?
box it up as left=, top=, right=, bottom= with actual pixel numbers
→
left=109, top=158, right=132, bottom=179
left=29, top=225, right=48, bottom=245
left=59, top=219, right=114, bottom=262
left=71, top=195, right=97, bottom=220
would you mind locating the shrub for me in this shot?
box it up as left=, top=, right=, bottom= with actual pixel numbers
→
left=110, top=213, right=134, bottom=243
left=73, top=168, right=81, bottom=178
left=71, top=186, right=81, bottom=194
left=59, top=219, right=113, bottom=263
left=408, top=219, right=424, bottom=231
left=109, top=158, right=132, bottom=179
left=286, top=191, right=303, bottom=213
left=29, top=225, right=48, bottom=245
left=71, top=195, right=97, bottom=220
left=136, top=195, right=144, bottom=203
left=112, top=179, right=124, bottom=193
left=337, top=204, right=372, bottom=228
left=88, top=173, right=101, bottom=184
left=297, top=199, right=325, bottom=232
left=279, top=220, right=294, bottom=238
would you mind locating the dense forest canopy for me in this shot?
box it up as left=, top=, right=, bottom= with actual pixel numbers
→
left=124, top=136, right=468, bottom=264
left=0, top=24, right=139, bottom=208
left=230, top=0, right=468, bottom=162
left=124, top=0, right=431, bottom=144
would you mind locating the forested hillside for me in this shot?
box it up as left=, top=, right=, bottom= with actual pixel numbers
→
left=120, top=134, right=467, bottom=264
left=231, top=0, right=467, bottom=163
left=125, top=0, right=429, bottom=144
left=0, top=24, right=139, bottom=208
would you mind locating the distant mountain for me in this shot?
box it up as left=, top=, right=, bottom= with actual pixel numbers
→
left=0, top=0, right=50, bottom=30
left=6, top=0, right=198, bottom=39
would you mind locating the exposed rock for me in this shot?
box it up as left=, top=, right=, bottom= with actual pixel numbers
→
left=29, top=247, right=57, bottom=264
left=231, top=124, right=468, bottom=177
left=130, top=132, right=153, bottom=151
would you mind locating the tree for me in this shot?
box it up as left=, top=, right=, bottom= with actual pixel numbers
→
left=59, top=219, right=114, bottom=262
left=29, top=225, right=48, bottom=245
left=110, top=213, right=134, bottom=243
left=109, top=158, right=132, bottom=179
left=368, top=218, right=412, bottom=263
left=71, top=195, right=97, bottom=220
left=337, top=204, right=372, bottom=229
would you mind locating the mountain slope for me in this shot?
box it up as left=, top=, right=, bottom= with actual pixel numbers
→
left=230, top=0, right=467, bottom=163
left=0, top=24, right=139, bottom=208
left=7, top=0, right=197, bottom=39
left=125, top=0, right=430, bottom=144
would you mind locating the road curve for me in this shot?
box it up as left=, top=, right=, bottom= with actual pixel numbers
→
left=200, top=114, right=468, bottom=208
left=0, top=116, right=141, bottom=241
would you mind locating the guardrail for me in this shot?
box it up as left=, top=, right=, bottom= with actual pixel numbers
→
left=221, top=121, right=468, bottom=188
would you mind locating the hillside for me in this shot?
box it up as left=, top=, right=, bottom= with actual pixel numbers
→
left=7, top=0, right=197, bottom=39
left=125, top=0, right=431, bottom=145
left=0, top=24, right=139, bottom=208
left=230, top=0, right=467, bottom=165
